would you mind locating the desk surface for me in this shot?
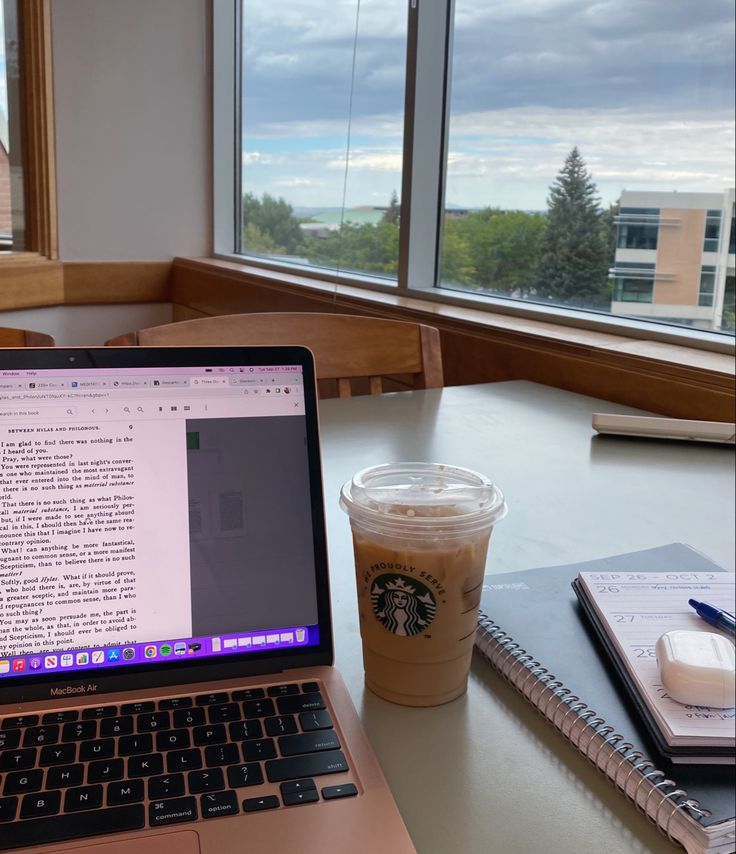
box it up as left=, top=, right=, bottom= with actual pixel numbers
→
left=317, top=381, right=735, bottom=854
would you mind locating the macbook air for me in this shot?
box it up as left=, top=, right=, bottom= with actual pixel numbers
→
left=0, top=345, right=415, bottom=854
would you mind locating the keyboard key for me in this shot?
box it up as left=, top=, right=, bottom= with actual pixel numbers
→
left=39, top=743, right=76, bottom=766
left=243, top=699, right=275, bottom=718
left=0, top=805, right=144, bottom=850
left=195, top=692, right=229, bottom=706
left=100, top=716, right=134, bottom=738
left=0, top=748, right=37, bottom=771
left=149, top=795, right=197, bottom=827
left=1, top=716, right=39, bottom=730
left=267, top=683, right=300, bottom=697
left=3, top=769, right=43, bottom=795
left=204, top=743, right=240, bottom=767
left=301, top=682, right=320, bottom=694
left=193, top=724, right=226, bottom=746
left=265, top=750, right=349, bottom=783
left=242, top=795, right=279, bottom=812
left=127, top=753, right=164, bottom=777
left=81, top=706, right=117, bottom=720
left=232, top=688, right=264, bottom=701
left=61, top=721, right=97, bottom=742
left=277, top=692, right=325, bottom=715
left=166, top=748, right=203, bottom=773
left=299, top=709, right=334, bottom=732
left=282, top=788, right=319, bottom=806
left=137, top=712, right=170, bottom=732
left=322, top=783, right=358, bottom=800
left=46, top=764, right=84, bottom=789
left=173, top=707, right=205, bottom=728
left=226, top=762, right=264, bottom=789
left=278, top=730, right=340, bottom=757
left=0, top=731, right=20, bottom=751
left=87, top=758, right=124, bottom=783
left=79, top=738, right=115, bottom=762
left=121, top=701, right=155, bottom=715
left=64, top=785, right=103, bottom=812
left=20, top=790, right=61, bottom=818
left=156, top=729, right=191, bottom=751
left=107, top=779, right=145, bottom=806
left=23, top=726, right=59, bottom=747
left=118, top=733, right=153, bottom=756
left=201, top=790, right=239, bottom=818
left=0, top=796, right=18, bottom=822
left=188, top=768, right=225, bottom=793
left=242, top=738, right=276, bottom=762
left=41, top=710, right=78, bottom=725
left=148, top=773, right=185, bottom=799
left=264, top=715, right=297, bottom=737
left=159, top=697, right=193, bottom=710
left=208, top=703, right=241, bottom=724
left=280, top=778, right=316, bottom=794
left=228, top=719, right=263, bottom=742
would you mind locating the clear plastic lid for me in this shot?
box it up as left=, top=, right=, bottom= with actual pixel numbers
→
left=339, top=462, right=507, bottom=538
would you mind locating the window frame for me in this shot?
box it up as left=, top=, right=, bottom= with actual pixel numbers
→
left=211, top=0, right=735, bottom=356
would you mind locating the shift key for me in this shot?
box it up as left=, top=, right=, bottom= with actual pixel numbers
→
left=265, top=750, right=348, bottom=782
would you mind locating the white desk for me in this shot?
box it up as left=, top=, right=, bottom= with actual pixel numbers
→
left=317, top=381, right=736, bottom=854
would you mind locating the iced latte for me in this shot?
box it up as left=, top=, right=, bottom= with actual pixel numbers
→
left=340, top=463, right=507, bottom=706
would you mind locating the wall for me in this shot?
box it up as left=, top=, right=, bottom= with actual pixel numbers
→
left=51, top=0, right=210, bottom=261
left=0, top=303, right=172, bottom=345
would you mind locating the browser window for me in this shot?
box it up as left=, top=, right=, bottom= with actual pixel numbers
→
left=0, top=364, right=320, bottom=681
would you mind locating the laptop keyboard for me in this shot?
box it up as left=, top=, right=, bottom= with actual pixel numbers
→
left=0, top=681, right=357, bottom=850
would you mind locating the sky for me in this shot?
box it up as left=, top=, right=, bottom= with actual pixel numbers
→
left=241, top=0, right=735, bottom=212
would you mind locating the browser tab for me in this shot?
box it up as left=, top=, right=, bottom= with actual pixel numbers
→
left=110, top=378, right=152, bottom=388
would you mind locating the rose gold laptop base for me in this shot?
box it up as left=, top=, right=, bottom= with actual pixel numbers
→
left=0, top=667, right=415, bottom=854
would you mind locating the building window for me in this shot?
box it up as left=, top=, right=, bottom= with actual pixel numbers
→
left=220, top=1, right=736, bottom=339
left=612, top=262, right=655, bottom=302
left=699, top=266, right=716, bottom=306
left=704, top=210, right=721, bottom=253
left=0, top=0, right=23, bottom=251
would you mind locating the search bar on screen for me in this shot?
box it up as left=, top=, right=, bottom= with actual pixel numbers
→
left=0, top=406, right=77, bottom=419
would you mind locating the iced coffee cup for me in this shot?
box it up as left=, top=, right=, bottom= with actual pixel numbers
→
left=339, top=462, right=507, bottom=707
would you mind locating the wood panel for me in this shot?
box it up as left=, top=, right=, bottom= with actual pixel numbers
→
left=63, top=261, right=172, bottom=304
left=0, top=255, right=63, bottom=309
left=170, top=257, right=735, bottom=422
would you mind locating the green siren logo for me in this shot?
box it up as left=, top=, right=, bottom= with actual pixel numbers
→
left=371, top=574, right=437, bottom=636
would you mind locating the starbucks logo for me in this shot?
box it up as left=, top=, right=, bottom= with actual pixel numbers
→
left=370, top=574, right=437, bottom=636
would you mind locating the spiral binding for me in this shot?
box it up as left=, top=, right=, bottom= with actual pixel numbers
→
left=475, top=615, right=713, bottom=847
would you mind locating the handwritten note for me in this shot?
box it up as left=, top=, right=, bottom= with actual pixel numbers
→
left=577, top=571, right=735, bottom=746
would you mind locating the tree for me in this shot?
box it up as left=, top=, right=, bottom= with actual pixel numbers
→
left=534, top=147, right=611, bottom=308
left=381, top=190, right=400, bottom=225
left=242, top=192, right=304, bottom=255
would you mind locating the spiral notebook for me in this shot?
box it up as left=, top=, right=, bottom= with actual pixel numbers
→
left=474, top=544, right=735, bottom=854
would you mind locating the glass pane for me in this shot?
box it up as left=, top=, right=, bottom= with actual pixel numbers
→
left=240, top=0, right=406, bottom=280
left=441, top=0, right=735, bottom=335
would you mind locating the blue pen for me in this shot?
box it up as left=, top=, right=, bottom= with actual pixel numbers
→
left=688, top=599, right=736, bottom=638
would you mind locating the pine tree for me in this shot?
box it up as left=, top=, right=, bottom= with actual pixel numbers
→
left=535, top=147, right=610, bottom=308
left=381, top=190, right=400, bottom=225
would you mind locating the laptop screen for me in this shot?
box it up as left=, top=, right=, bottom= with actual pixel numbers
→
left=0, top=347, right=331, bottom=697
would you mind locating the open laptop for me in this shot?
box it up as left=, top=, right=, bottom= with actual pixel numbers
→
left=0, top=346, right=415, bottom=854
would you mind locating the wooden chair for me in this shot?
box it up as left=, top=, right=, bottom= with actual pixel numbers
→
left=105, top=312, right=443, bottom=398
left=0, top=326, right=55, bottom=346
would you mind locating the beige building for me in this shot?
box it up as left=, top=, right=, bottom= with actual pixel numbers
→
left=612, top=189, right=736, bottom=331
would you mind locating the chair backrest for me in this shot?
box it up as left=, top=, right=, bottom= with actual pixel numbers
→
left=105, top=312, right=443, bottom=398
left=0, top=326, right=55, bottom=347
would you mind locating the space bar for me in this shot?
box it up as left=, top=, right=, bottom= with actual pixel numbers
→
left=0, top=805, right=145, bottom=851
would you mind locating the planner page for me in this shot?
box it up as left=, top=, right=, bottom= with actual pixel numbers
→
left=577, top=571, right=735, bottom=745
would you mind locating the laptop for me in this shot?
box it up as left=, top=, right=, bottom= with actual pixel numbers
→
left=0, top=345, right=415, bottom=854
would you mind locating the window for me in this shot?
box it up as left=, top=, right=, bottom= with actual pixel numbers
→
left=612, top=263, right=655, bottom=303
left=218, top=1, right=736, bottom=339
left=704, top=210, right=721, bottom=253
left=238, top=0, right=406, bottom=279
left=616, top=209, right=660, bottom=251
left=699, top=266, right=716, bottom=307
left=0, top=0, right=23, bottom=251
